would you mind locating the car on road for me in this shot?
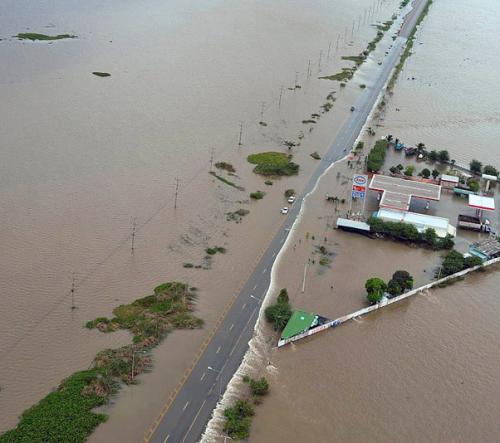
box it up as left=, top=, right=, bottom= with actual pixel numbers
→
left=281, top=206, right=289, bottom=214
left=287, top=195, right=296, bottom=204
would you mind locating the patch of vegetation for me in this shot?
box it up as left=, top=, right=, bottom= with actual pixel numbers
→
left=226, top=208, right=250, bottom=222
left=250, top=191, right=265, bottom=200
left=483, top=165, right=498, bottom=177
left=359, top=84, right=366, bottom=89
left=342, top=55, right=366, bottom=66
left=215, top=162, right=236, bottom=173
left=321, top=101, right=333, bottom=112
left=310, top=151, right=321, bottom=160
left=469, top=159, right=482, bottom=174
left=205, top=246, right=226, bottom=255
left=264, top=180, right=273, bottom=186
left=302, top=119, right=317, bottom=124
left=248, top=377, right=269, bottom=396
left=355, top=141, right=364, bottom=151
left=319, top=68, right=355, bottom=82
left=437, top=250, right=483, bottom=277
left=223, top=399, right=255, bottom=440
left=284, top=189, right=295, bottom=198
left=183, top=263, right=194, bottom=268
left=209, top=171, right=245, bottom=191
left=3, top=282, right=202, bottom=442
left=264, top=288, right=292, bottom=331
left=16, top=33, right=76, bottom=41
left=247, top=152, right=299, bottom=176
left=368, top=218, right=455, bottom=250
left=366, top=139, right=388, bottom=172
left=92, top=72, right=111, bottom=77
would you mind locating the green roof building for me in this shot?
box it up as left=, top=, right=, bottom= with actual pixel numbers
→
left=280, top=310, right=316, bottom=340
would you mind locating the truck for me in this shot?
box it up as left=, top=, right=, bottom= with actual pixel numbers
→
left=457, top=214, right=492, bottom=232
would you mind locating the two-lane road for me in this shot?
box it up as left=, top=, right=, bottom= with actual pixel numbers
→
left=147, top=1, right=429, bottom=442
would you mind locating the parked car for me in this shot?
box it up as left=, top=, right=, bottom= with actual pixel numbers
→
left=287, top=195, right=296, bottom=204
left=281, top=206, right=289, bottom=214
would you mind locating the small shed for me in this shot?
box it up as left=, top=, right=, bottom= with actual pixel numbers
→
left=440, top=174, right=459, bottom=189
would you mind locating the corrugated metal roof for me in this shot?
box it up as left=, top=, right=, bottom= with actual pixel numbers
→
left=468, top=195, right=495, bottom=211
left=441, top=174, right=459, bottom=183
left=281, top=310, right=316, bottom=340
left=336, top=218, right=371, bottom=231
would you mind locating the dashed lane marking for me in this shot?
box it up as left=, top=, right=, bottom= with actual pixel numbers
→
left=216, top=346, right=222, bottom=354
left=229, top=323, right=234, bottom=331
left=200, top=373, right=205, bottom=382
left=182, top=401, right=189, bottom=411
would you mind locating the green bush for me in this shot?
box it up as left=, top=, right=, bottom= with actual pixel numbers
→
left=250, top=191, right=265, bottom=200
left=469, top=159, right=482, bottom=174
left=404, top=165, right=415, bottom=176
left=277, top=288, right=289, bottom=304
left=247, top=152, right=299, bottom=176
left=264, top=303, right=292, bottom=331
left=420, top=168, right=431, bottom=178
left=366, top=139, right=388, bottom=172
left=483, top=165, right=498, bottom=177
left=223, top=400, right=255, bottom=440
left=249, top=377, right=269, bottom=396
left=365, top=277, right=386, bottom=304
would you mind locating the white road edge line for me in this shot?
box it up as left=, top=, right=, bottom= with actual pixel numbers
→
left=163, top=434, right=170, bottom=443
left=229, top=323, right=234, bottom=331
left=242, top=303, right=246, bottom=310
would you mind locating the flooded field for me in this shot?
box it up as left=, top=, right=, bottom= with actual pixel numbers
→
left=217, top=0, right=500, bottom=442
left=0, top=0, right=404, bottom=439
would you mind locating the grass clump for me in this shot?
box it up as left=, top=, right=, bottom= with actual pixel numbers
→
left=223, top=400, right=254, bottom=440
left=209, top=171, right=245, bottom=191
left=250, top=191, right=265, bottom=200
left=319, top=68, right=355, bottom=82
left=342, top=54, right=365, bottom=66
left=226, top=209, right=250, bottom=222
left=284, top=189, right=295, bottom=198
left=16, top=33, right=76, bottom=41
left=310, top=151, right=321, bottom=160
left=92, top=72, right=111, bottom=77
left=247, top=152, right=299, bottom=176
left=215, top=162, right=235, bottom=173
left=205, top=246, right=226, bottom=255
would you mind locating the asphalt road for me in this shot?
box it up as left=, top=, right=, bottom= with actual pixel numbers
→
left=147, top=2, right=428, bottom=442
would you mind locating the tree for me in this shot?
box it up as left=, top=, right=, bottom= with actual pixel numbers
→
left=431, top=169, right=440, bottom=179
left=437, top=234, right=455, bottom=250
left=396, top=163, right=404, bottom=171
left=390, top=166, right=399, bottom=174
left=467, top=178, right=480, bottom=193
left=464, top=255, right=483, bottom=268
left=420, top=168, right=431, bottom=178
left=483, top=165, right=499, bottom=177
left=428, top=150, right=438, bottom=161
left=365, top=277, right=386, bottom=304
left=400, top=223, right=419, bottom=241
left=391, top=270, right=414, bottom=291
left=277, top=288, right=289, bottom=304
left=404, top=165, right=415, bottom=176
left=387, top=279, right=402, bottom=296
left=440, top=250, right=465, bottom=277
left=469, top=159, right=482, bottom=174
left=438, top=150, right=450, bottom=162
left=387, top=134, right=394, bottom=143
left=416, top=142, right=426, bottom=150
left=264, top=303, right=292, bottom=331
left=423, top=228, right=438, bottom=246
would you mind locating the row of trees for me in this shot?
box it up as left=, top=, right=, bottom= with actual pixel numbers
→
left=368, top=217, right=455, bottom=250
left=389, top=163, right=440, bottom=179
left=469, top=160, right=498, bottom=177
left=438, top=250, right=483, bottom=277
left=365, top=270, right=414, bottom=304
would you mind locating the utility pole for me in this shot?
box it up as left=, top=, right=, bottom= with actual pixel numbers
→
left=318, top=50, right=323, bottom=73
left=307, top=59, right=311, bottom=78
left=209, top=147, right=215, bottom=172
left=238, top=121, right=243, bottom=147
left=327, top=41, right=332, bottom=61
left=351, top=20, right=355, bottom=39
left=174, top=177, right=180, bottom=209
left=336, top=33, right=340, bottom=50
left=278, top=86, right=284, bottom=109
left=294, top=71, right=299, bottom=88
left=260, top=101, right=265, bottom=122
left=70, top=272, right=76, bottom=310
left=358, top=15, right=361, bottom=31
left=344, top=26, right=348, bottom=43
left=131, top=217, right=137, bottom=252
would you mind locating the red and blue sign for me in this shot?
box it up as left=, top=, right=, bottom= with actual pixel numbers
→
left=352, top=175, right=368, bottom=199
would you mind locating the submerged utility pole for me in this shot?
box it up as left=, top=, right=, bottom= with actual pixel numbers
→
left=278, top=86, right=284, bottom=109
left=260, top=101, right=266, bottom=122
left=209, top=147, right=215, bottom=172
left=294, top=71, right=299, bottom=88
left=131, top=217, right=137, bottom=252
left=307, top=59, right=311, bottom=78
left=70, top=273, right=76, bottom=310
left=336, top=33, right=340, bottom=50
left=174, top=177, right=180, bottom=209
left=238, top=121, right=243, bottom=147
left=327, top=41, right=332, bottom=61
left=351, top=20, right=355, bottom=39
left=318, top=50, right=323, bottom=73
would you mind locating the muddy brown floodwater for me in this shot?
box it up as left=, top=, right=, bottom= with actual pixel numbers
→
left=210, top=0, right=500, bottom=442
left=0, top=0, right=405, bottom=440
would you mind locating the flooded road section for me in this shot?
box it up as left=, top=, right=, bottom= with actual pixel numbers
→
left=233, top=1, right=500, bottom=442
left=0, top=0, right=403, bottom=438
